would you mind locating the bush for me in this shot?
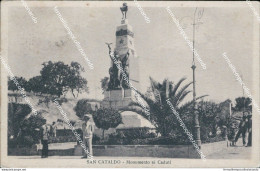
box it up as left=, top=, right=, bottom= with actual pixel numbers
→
left=92, top=134, right=101, bottom=144
left=8, top=103, right=32, bottom=139
left=14, top=135, right=35, bottom=148
left=8, top=137, right=18, bottom=148
left=98, top=128, right=157, bottom=145
left=117, top=127, right=151, bottom=140
left=49, top=136, right=77, bottom=143
left=20, top=115, right=45, bottom=143
left=202, top=134, right=225, bottom=143
left=49, top=129, right=82, bottom=143
left=106, top=132, right=126, bottom=145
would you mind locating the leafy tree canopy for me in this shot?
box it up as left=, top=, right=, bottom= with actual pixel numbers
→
left=8, top=76, right=27, bottom=92
left=73, top=99, right=94, bottom=119
left=233, top=97, right=252, bottom=112
left=93, top=108, right=122, bottom=130
left=93, top=108, right=122, bottom=138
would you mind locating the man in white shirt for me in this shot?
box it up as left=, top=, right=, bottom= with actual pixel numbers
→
left=82, top=114, right=94, bottom=158
left=41, top=120, right=49, bottom=158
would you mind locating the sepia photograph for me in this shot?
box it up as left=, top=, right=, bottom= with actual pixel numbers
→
left=0, top=0, right=259, bottom=168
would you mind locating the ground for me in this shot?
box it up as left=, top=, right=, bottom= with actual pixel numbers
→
left=8, top=139, right=251, bottom=160
left=206, top=139, right=252, bottom=159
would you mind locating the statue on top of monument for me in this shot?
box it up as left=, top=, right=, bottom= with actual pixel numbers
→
left=120, top=3, right=128, bottom=20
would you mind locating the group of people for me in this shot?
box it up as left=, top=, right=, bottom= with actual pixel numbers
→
left=40, top=115, right=94, bottom=158
left=228, top=113, right=252, bottom=147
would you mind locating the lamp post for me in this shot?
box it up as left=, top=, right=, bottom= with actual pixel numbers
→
left=180, top=7, right=204, bottom=148
left=191, top=7, right=204, bottom=149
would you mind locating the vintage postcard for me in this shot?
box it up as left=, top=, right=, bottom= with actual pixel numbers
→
left=0, top=0, right=259, bottom=168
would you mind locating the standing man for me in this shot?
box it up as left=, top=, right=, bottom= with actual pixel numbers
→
left=41, top=120, right=49, bottom=158
left=82, top=114, right=95, bottom=158
left=50, top=121, right=57, bottom=137
left=247, top=114, right=252, bottom=147
left=234, top=115, right=248, bottom=146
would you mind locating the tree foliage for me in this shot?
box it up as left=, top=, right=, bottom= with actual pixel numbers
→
left=20, top=115, right=46, bottom=144
left=8, top=76, right=27, bottom=92
left=18, top=61, right=88, bottom=97
left=26, top=76, right=44, bottom=93
left=8, top=103, right=32, bottom=138
left=233, top=97, right=252, bottom=112
left=93, top=108, right=122, bottom=138
left=65, top=62, right=88, bottom=98
left=8, top=61, right=88, bottom=98
left=179, top=99, right=232, bottom=142
left=73, top=99, right=94, bottom=119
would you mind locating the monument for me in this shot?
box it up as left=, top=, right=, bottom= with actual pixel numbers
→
left=101, top=3, right=140, bottom=109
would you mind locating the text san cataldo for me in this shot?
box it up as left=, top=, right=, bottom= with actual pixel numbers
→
left=86, top=159, right=172, bottom=165
left=87, top=160, right=121, bottom=164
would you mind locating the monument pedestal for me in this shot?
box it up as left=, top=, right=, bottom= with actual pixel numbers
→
left=101, top=89, right=136, bottom=109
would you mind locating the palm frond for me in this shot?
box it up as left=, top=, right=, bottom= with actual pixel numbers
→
left=149, top=77, right=162, bottom=103
left=171, top=81, right=192, bottom=106
left=175, top=90, right=192, bottom=107
left=196, top=95, right=209, bottom=101
left=170, top=77, right=186, bottom=97
left=179, top=94, right=209, bottom=110
left=133, top=89, right=155, bottom=107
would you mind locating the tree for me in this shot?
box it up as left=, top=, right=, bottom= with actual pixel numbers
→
left=26, top=76, right=44, bottom=93
left=40, top=61, right=69, bottom=97
left=65, top=62, right=88, bottom=98
left=233, top=97, right=252, bottom=112
left=73, top=99, right=93, bottom=119
left=124, top=77, right=194, bottom=137
left=179, top=99, right=233, bottom=142
left=19, top=114, right=46, bottom=145
left=8, top=76, right=27, bottom=92
left=93, top=108, right=122, bottom=139
left=40, top=61, right=88, bottom=97
left=8, top=103, right=32, bottom=139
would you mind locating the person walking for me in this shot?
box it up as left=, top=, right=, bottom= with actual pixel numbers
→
left=41, top=120, right=49, bottom=158
left=82, top=114, right=95, bottom=158
left=234, top=115, right=248, bottom=146
left=246, top=114, right=252, bottom=147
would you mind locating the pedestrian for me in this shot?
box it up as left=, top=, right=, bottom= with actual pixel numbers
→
left=228, top=122, right=237, bottom=146
left=81, top=114, right=95, bottom=158
left=234, top=115, right=248, bottom=146
left=41, top=120, right=49, bottom=158
left=246, top=114, right=252, bottom=147
left=50, top=121, right=57, bottom=137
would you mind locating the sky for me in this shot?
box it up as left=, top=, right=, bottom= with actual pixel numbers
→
left=7, top=2, right=256, bottom=104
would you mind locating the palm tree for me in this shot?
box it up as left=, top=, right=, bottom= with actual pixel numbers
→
left=122, top=77, right=195, bottom=136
